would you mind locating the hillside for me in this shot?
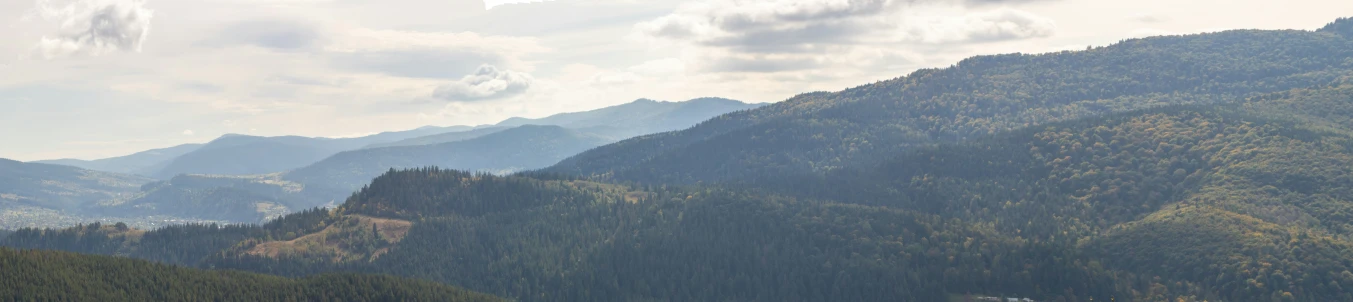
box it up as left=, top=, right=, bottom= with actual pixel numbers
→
left=17, top=84, right=1353, bottom=301
left=14, top=19, right=1353, bottom=302
left=6, top=170, right=1148, bottom=301
left=150, top=126, right=470, bottom=179
left=34, top=143, right=203, bottom=176
left=286, top=125, right=613, bottom=191
left=548, top=26, right=1353, bottom=185
left=494, top=97, right=762, bottom=140
left=0, top=159, right=153, bottom=229
left=108, top=174, right=347, bottom=223
left=0, top=247, right=502, bottom=302
left=365, top=127, right=508, bottom=149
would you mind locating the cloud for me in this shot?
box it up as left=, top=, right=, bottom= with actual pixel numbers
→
left=182, top=129, right=194, bottom=136
left=30, top=0, right=155, bottom=59
left=901, top=8, right=1057, bottom=43
left=215, top=19, right=326, bottom=51
left=634, top=0, right=1056, bottom=73
left=432, top=65, right=534, bottom=102
left=586, top=72, right=642, bottom=86
left=327, top=29, right=547, bottom=79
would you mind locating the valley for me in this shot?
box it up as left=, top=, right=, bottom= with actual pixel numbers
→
left=5, top=10, right=1353, bottom=302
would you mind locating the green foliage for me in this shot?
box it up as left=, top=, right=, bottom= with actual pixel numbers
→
left=0, top=247, right=502, bottom=302
left=1320, top=17, right=1353, bottom=37
left=550, top=27, right=1353, bottom=185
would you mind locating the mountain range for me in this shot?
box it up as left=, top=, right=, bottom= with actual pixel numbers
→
left=4, top=97, right=761, bottom=226
left=9, top=16, right=1353, bottom=302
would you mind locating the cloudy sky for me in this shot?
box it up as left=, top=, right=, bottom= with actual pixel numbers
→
left=2, top=0, right=1351, bottom=161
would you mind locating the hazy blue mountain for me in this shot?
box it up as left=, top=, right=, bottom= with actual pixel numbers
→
left=286, top=125, right=613, bottom=191
left=33, top=143, right=204, bottom=176
left=151, top=126, right=472, bottom=179
left=495, top=97, right=763, bottom=140
left=365, top=127, right=508, bottom=149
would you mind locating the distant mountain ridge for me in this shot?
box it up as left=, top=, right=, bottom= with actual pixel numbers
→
left=36, top=98, right=758, bottom=181
left=371, top=97, right=763, bottom=148
left=547, top=27, right=1353, bottom=185
left=34, top=143, right=204, bottom=176
left=288, top=125, right=614, bottom=191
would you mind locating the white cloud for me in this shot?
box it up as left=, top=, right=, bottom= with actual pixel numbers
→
left=29, top=0, right=155, bottom=59
left=629, top=58, right=687, bottom=76
left=432, top=65, right=535, bottom=102
left=182, top=129, right=194, bottom=136
left=634, top=0, right=1056, bottom=74
left=327, top=28, right=548, bottom=78
left=587, top=71, right=642, bottom=86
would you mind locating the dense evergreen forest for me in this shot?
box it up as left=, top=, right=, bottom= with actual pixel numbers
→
left=548, top=20, right=1353, bottom=185
left=12, top=18, right=1353, bottom=302
left=0, top=248, right=502, bottom=301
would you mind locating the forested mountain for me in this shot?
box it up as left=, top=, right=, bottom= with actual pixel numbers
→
left=494, top=97, right=762, bottom=140
left=365, top=127, right=508, bottom=149
left=287, top=125, right=613, bottom=191
left=149, top=126, right=473, bottom=179
left=366, top=98, right=760, bottom=149
left=0, top=247, right=501, bottom=301
left=3, top=170, right=1153, bottom=301
left=106, top=174, right=347, bottom=223
left=33, top=143, right=203, bottom=176
left=548, top=24, right=1353, bottom=185
left=0, top=159, right=152, bottom=229
left=14, top=18, right=1353, bottom=302
left=141, top=97, right=756, bottom=179
left=19, top=84, right=1353, bottom=301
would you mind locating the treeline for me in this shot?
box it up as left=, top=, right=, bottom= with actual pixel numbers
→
left=754, top=102, right=1353, bottom=301
left=0, top=247, right=501, bottom=302
left=2, top=207, right=331, bottom=266
left=549, top=24, right=1353, bottom=186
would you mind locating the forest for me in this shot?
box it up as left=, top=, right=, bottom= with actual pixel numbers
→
left=0, top=247, right=501, bottom=301
left=9, top=18, right=1353, bottom=302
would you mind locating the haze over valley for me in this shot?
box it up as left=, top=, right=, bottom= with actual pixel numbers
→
left=4, top=0, right=1353, bottom=301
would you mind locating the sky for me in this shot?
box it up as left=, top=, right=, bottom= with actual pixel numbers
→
left=1, top=0, right=1351, bottom=161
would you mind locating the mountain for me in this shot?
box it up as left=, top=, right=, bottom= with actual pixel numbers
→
left=547, top=25, right=1353, bottom=185
left=0, top=159, right=152, bottom=229
left=108, top=174, right=348, bottom=223
left=33, top=143, right=204, bottom=176
left=370, top=98, right=762, bottom=149
left=4, top=170, right=1136, bottom=301
left=144, top=98, right=756, bottom=179
left=14, top=18, right=1353, bottom=302
left=149, top=126, right=473, bottom=179
left=19, top=84, right=1353, bottom=301
left=495, top=97, right=763, bottom=140
left=365, top=126, right=508, bottom=149
left=0, top=246, right=501, bottom=301
left=287, top=125, right=613, bottom=191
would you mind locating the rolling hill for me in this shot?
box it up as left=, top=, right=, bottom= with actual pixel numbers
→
left=0, top=159, right=153, bottom=229
left=366, top=98, right=762, bottom=148
left=13, top=17, right=1353, bottom=302
left=0, top=247, right=501, bottom=302
left=494, top=97, right=763, bottom=140
left=547, top=22, right=1353, bottom=185
left=287, top=125, right=613, bottom=191
left=33, top=143, right=204, bottom=176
